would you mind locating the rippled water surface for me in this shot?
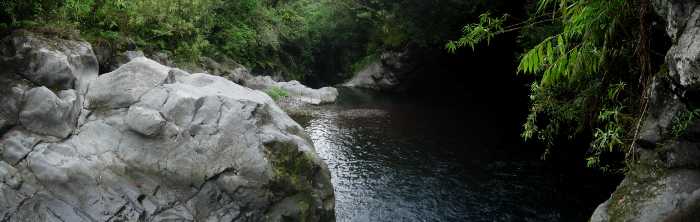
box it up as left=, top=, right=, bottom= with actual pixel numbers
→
left=291, top=88, right=611, bottom=222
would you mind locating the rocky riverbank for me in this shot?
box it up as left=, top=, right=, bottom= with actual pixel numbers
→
left=0, top=30, right=335, bottom=221
left=92, top=48, right=338, bottom=110
left=590, top=1, right=700, bottom=221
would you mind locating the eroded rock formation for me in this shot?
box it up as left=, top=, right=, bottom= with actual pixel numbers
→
left=0, top=31, right=334, bottom=222
left=590, top=1, right=700, bottom=221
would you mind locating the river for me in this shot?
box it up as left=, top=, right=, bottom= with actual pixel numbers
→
left=291, top=88, right=615, bottom=222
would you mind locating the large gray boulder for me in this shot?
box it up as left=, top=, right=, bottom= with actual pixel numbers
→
left=653, top=0, right=700, bottom=91
left=105, top=53, right=339, bottom=107
left=87, top=57, right=171, bottom=109
left=0, top=33, right=334, bottom=221
left=0, top=82, right=27, bottom=135
left=278, top=80, right=339, bottom=105
left=592, top=169, right=700, bottom=222
left=590, top=1, right=700, bottom=221
left=0, top=30, right=98, bottom=92
left=19, top=87, right=81, bottom=138
left=245, top=76, right=338, bottom=105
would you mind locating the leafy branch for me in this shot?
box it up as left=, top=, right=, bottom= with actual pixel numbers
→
left=446, top=12, right=507, bottom=52
left=449, top=0, right=642, bottom=171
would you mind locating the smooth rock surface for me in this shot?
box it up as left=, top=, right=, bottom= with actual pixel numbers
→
left=244, top=75, right=338, bottom=105
left=125, top=106, right=166, bottom=136
left=0, top=34, right=335, bottom=222
left=187, top=56, right=339, bottom=106
left=278, top=80, right=338, bottom=105
left=87, top=57, right=170, bottom=109
left=19, top=87, right=81, bottom=138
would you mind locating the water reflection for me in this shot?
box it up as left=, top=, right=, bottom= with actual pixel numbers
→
left=293, top=88, right=598, bottom=222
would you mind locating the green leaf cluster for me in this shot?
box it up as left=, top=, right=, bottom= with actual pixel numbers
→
left=449, top=0, right=644, bottom=171
left=446, top=12, right=507, bottom=52
left=670, top=109, right=700, bottom=138
left=265, top=86, right=290, bottom=101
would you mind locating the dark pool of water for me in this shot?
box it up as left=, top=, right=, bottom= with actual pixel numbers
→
left=292, top=88, right=614, bottom=222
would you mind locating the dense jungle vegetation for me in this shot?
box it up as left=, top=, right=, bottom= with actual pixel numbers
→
left=0, top=0, right=508, bottom=81
left=449, top=0, right=669, bottom=172
left=0, top=0, right=668, bottom=173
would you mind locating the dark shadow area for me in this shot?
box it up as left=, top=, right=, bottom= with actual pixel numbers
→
left=303, top=11, right=626, bottom=220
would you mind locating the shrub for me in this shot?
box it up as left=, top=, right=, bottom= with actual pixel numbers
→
left=265, top=86, right=290, bottom=101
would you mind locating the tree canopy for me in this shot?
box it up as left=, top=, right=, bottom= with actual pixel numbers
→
left=1, top=0, right=513, bottom=82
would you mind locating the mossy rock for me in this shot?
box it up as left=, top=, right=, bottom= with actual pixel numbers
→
left=263, top=140, right=333, bottom=222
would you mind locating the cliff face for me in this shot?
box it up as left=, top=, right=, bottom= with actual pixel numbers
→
left=0, top=30, right=335, bottom=222
left=590, top=1, right=700, bottom=221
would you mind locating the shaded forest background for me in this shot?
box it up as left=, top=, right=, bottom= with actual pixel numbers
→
left=0, top=0, right=517, bottom=84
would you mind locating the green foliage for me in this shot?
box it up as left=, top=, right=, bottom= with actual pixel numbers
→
left=265, top=86, right=290, bottom=101
left=2, top=0, right=504, bottom=82
left=670, top=109, right=700, bottom=138
left=1, top=0, right=354, bottom=80
left=589, top=83, right=631, bottom=170
left=350, top=53, right=379, bottom=74
left=450, top=0, right=643, bottom=170
left=446, top=13, right=507, bottom=52
left=523, top=1, right=639, bottom=170
left=518, top=0, right=629, bottom=85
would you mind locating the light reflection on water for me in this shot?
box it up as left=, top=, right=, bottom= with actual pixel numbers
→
left=293, top=88, right=596, bottom=222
